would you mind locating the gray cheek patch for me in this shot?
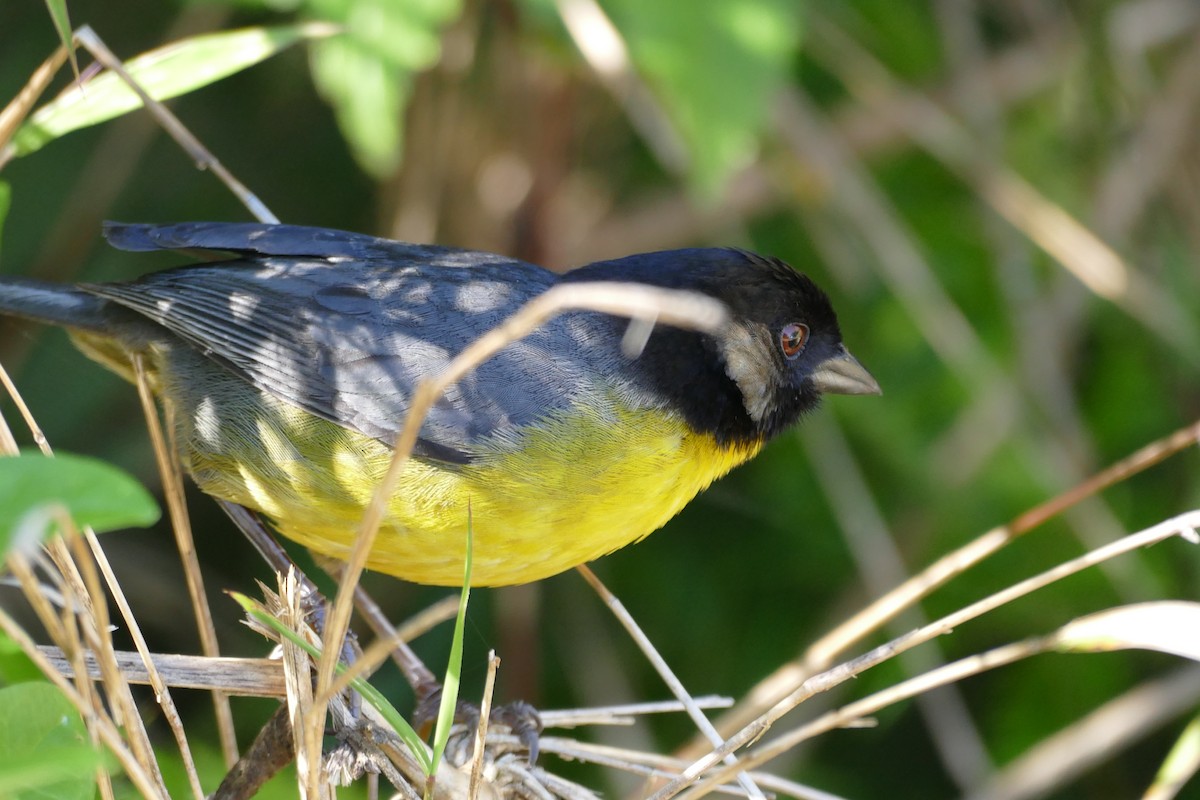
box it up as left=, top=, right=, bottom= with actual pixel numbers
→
left=718, top=324, right=777, bottom=424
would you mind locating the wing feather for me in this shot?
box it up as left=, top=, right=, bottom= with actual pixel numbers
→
left=86, top=227, right=602, bottom=462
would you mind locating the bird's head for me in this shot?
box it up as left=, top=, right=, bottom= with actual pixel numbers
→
left=567, top=248, right=880, bottom=444
left=706, top=250, right=879, bottom=438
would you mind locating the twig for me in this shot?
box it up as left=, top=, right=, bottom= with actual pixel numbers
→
left=0, top=43, right=70, bottom=164
left=468, top=651, right=501, bottom=800
left=576, top=565, right=765, bottom=800
left=650, top=511, right=1200, bottom=800
left=36, top=646, right=287, bottom=696
left=132, top=356, right=238, bottom=768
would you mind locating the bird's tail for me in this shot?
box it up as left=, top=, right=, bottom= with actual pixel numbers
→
left=0, top=278, right=111, bottom=333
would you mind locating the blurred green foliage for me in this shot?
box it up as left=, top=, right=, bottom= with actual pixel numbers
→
left=0, top=682, right=100, bottom=800
left=1, top=1, right=1199, bottom=798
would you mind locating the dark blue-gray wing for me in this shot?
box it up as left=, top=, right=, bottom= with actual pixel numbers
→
left=85, top=239, right=597, bottom=463
left=104, top=221, right=518, bottom=268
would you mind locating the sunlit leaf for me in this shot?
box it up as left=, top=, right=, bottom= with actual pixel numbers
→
left=0, top=452, right=160, bottom=555
left=307, top=0, right=463, bottom=178
left=1056, top=602, right=1200, bottom=662
left=601, top=0, right=803, bottom=196
left=0, top=682, right=100, bottom=800
left=6, top=24, right=336, bottom=159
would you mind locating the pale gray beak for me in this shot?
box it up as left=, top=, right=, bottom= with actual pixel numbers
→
left=811, top=348, right=882, bottom=396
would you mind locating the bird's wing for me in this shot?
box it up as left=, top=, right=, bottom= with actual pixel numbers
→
left=88, top=227, right=604, bottom=463
left=103, top=221, right=517, bottom=267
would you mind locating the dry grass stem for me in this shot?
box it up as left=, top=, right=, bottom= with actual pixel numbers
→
left=799, top=415, right=989, bottom=786
left=44, top=525, right=170, bottom=794
left=535, top=737, right=844, bottom=800
left=133, top=356, right=238, bottom=768
left=0, top=360, right=49, bottom=454
left=802, top=417, right=1200, bottom=673
left=0, top=41, right=69, bottom=160
left=346, top=573, right=441, bottom=691
left=273, top=570, right=327, bottom=800
left=675, top=641, right=1040, bottom=800
left=652, top=511, right=1200, bottom=800
left=576, top=565, right=765, bottom=800
left=468, top=651, right=502, bottom=800
left=36, top=646, right=287, bottom=695
left=691, top=615, right=1200, bottom=800
left=539, top=697, right=732, bottom=729
left=965, top=666, right=1200, bottom=800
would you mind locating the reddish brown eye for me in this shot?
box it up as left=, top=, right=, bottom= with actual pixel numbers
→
left=780, top=323, right=809, bottom=359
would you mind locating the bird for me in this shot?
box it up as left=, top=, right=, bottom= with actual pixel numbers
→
left=0, top=222, right=880, bottom=586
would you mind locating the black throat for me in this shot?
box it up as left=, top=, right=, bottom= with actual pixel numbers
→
left=626, top=326, right=766, bottom=447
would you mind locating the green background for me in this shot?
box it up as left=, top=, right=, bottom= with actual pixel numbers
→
left=1, top=1, right=1199, bottom=797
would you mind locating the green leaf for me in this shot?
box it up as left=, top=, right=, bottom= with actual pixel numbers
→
left=307, top=0, right=463, bottom=178
left=601, top=0, right=804, bottom=196
left=6, top=24, right=335, bottom=159
left=0, top=452, right=160, bottom=555
left=309, top=36, right=407, bottom=178
left=0, top=634, right=41, bottom=685
left=0, top=682, right=101, bottom=800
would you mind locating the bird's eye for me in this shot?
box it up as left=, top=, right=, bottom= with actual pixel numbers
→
left=779, top=323, right=809, bottom=360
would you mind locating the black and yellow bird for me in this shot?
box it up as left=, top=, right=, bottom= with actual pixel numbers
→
left=0, top=223, right=879, bottom=586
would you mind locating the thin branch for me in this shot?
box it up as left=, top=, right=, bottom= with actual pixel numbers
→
left=577, top=565, right=765, bottom=800
left=651, top=511, right=1200, bottom=800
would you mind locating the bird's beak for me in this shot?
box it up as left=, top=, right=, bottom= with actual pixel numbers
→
left=811, top=348, right=882, bottom=396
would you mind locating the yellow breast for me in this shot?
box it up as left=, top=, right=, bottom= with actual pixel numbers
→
left=177, top=382, right=761, bottom=586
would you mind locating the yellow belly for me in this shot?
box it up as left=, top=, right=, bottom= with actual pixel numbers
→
left=71, top=332, right=761, bottom=585
left=167, top=368, right=760, bottom=587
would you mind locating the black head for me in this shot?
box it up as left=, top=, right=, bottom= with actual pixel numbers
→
left=568, top=248, right=880, bottom=445
left=703, top=249, right=879, bottom=440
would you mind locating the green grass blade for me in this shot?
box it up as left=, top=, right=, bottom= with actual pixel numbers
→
left=429, top=512, right=472, bottom=773
left=41, top=0, right=73, bottom=50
